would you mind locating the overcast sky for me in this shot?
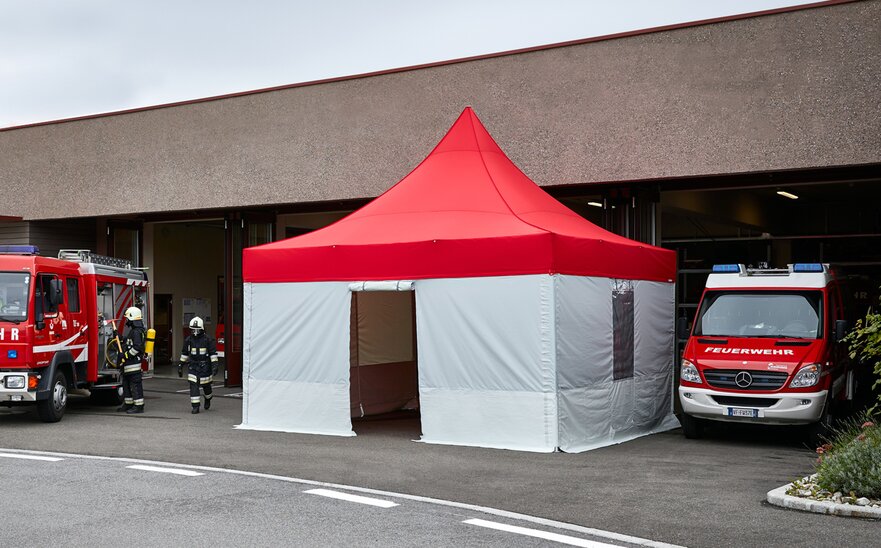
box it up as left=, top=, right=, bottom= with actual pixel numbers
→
left=0, top=0, right=815, bottom=128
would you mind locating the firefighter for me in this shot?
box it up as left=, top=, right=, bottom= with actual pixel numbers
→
left=178, top=316, right=218, bottom=414
left=116, top=306, right=147, bottom=414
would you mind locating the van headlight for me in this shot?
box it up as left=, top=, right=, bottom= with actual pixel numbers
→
left=681, top=359, right=702, bottom=384
left=790, top=363, right=821, bottom=388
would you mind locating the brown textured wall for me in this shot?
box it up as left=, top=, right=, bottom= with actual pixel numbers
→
left=1, top=1, right=879, bottom=221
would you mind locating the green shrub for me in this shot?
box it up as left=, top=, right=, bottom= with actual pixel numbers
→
left=814, top=418, right=881, bottom=498
left=843, top=308, right=881, bottom=415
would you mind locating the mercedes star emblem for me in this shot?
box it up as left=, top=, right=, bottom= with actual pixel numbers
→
left=735, top=371, right=753, bottom=388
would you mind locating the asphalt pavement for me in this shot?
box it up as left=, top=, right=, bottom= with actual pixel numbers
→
left=2, top=452, right=654, bottom=547
left=0, top=375, right=876, bottom=547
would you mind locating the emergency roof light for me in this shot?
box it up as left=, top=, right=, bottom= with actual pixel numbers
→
left=0, top=245, right=39, bottom=255
left=711, top=264, right=743, bottom=273
left=792, top=263, right=825, bottom=273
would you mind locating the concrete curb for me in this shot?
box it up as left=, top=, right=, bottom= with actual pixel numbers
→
left=767, top=478, right=881, bottom=519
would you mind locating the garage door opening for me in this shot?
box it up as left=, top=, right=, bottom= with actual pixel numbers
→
left=349, top=288, right=419, bottom=436
left=147, top=219, right=224, bottom=376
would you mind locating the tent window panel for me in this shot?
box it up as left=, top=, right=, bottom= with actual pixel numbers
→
left=612, top=280, right=634, bottom=380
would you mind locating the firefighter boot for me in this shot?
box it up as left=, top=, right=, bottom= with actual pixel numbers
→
left=127, top=405, right=144, bottom=414
left=204, top=397, right=211, bottom=410
left=117, top=403, right=132, bottom=412
left=191, top=406, right=200, bottom=414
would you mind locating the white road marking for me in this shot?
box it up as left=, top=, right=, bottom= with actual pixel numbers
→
left=0, top=448, right=682, bottom=548
left=305, top=488, right=398, bottom=508
left=127, top=464, right=204, bottom=476
left=0, top=452, right=63, bottom=462
left=464, top=518, right=621, bottom=547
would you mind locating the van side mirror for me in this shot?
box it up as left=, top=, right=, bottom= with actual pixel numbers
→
left=677, top=316, right=690, bottom=339
left=834, top=320, right=848, bottom=343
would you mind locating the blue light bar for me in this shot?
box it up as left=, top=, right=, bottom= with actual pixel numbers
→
left=792, top=263, right=824, bottom=273
left=712, top=264, right=742, bottom=273
left=0, top=245, right=39, bottom=255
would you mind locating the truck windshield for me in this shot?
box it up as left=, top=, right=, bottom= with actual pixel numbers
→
left=694, top=291, right=822, bottom=339
left=0, top=272, right=30, bottom=323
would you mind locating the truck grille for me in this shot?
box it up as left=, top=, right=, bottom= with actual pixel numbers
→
left=703, top=369, right=788, bottom=391
left=712, top=396, right=780, bottom=408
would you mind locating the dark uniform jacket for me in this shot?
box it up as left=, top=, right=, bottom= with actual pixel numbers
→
left=121, top=320, right=146, bottom=374
left=180, top=332, right=219, bottom=377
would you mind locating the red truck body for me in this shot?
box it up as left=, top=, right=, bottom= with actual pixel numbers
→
left=0, top=247, right=150, bottom=421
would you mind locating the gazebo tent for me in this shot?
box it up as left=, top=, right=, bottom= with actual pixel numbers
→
left=240, top=108, right=678, bottom=452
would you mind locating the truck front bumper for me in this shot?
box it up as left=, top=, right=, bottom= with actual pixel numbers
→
left=678, top=386, right=827, bottom=425
left=0, top=373, right=37, bottom=403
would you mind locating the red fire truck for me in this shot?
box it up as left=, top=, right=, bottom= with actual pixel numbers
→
left=0, top=246, right=151, bottom=422
left=678, top=263, right=858, bottom=444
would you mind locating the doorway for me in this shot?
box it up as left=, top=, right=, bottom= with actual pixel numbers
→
left=224, top=214, right=274, bottom=387
left=349, top=290, right=420, bottom=435
left=148, top=220, right=225, bottom=377
left=107, top=221, right=142, bottom=267
left=153, top=294, right=173, bottom=366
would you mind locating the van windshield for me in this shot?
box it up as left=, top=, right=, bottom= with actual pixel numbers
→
left=0, top=272, right=30, bottom=323
left=694, top=291, right=822, bottom=339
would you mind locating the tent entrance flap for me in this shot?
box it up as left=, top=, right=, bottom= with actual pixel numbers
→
left=349, top=290, right=419, bottom=419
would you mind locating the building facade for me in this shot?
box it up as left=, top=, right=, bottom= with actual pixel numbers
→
left=1, top=0, right=879, bottom=385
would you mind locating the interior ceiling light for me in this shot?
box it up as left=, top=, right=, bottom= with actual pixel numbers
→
left=776, top=191, right=799, bottom=200
left=587, top=201, right=603, bottom=208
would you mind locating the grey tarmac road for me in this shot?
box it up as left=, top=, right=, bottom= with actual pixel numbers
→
left=0, top=376, right=876, bottom=547
left=0, top=453, right=656, bottom=547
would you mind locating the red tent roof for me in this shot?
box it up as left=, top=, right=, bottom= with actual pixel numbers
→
left=244, top=108, right=675, bottom=283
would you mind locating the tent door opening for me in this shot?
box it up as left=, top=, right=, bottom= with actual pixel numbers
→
left=349, top=288, right=419, bottom=426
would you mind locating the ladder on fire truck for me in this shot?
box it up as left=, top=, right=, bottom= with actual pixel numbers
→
left=57, top=249, right=149, bottom=281
left=57, top=249, right=134, bottom=269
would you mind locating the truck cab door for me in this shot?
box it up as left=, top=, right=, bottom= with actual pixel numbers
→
left=34, top=275, right=60, bottom=331
left=829, top=283, right=852, bottom=401
left=33, top=274, right=67, bottom=363
left=64, top=276, right=87, bottom=376
left=46, top=277, right=69, bottom=342
left=64, top=277, right=84, bottom=338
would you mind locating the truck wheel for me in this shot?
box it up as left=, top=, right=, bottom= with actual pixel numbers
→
left=37, top=371, right=68, bottom=423
left=806, top=399, right=835, bottom=448
left=680, top=413, right=704, bottom=439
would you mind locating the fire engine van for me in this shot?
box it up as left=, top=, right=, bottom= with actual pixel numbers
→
left=0, top=246, right=151, bottom=422
left=678, top=263, right=857, bottom=444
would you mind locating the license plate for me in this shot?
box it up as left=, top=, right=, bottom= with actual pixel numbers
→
left=9, top=395, right=23, bottom=401
left=727, top=407, right=758, bottom=418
